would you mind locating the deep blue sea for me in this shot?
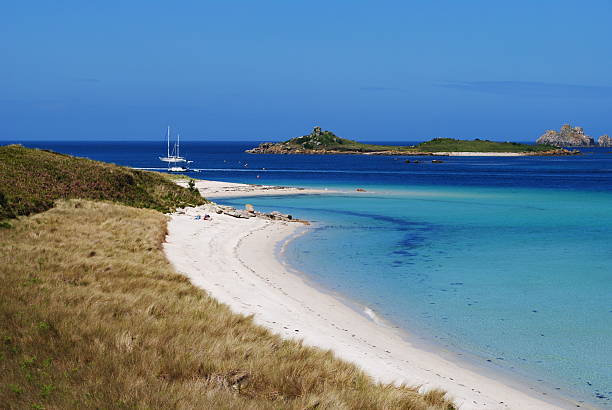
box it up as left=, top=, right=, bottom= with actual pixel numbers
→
left=11, top=140, right=612, bottom=407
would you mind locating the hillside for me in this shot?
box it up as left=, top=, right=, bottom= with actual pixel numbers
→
left=247, top=127, right=414, bottom=154
left=0, top=144, right=206, bottom=220
left=247, top=127, right=574, bottom=155
left=280, top=127, right=417, bottom=152
left=414, top=138, right=557, bottom=153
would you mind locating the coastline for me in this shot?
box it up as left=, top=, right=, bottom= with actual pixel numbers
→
left=176, top=179, right=332, bottom=198
left=245, top=148, right=576, bottom=156
left=427, top=152, right=530, bottom=157
left=163, top=198, right=584, bottom=409
left=245, top=150, right=573, bottom=156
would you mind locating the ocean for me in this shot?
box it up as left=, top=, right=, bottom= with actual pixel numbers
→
left=12, top=140, right=612, bottom=407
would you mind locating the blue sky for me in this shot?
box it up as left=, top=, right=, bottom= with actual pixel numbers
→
left=1, top=1, right=611, bottom=141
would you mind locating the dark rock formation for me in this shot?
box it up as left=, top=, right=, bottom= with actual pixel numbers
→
left=536, top=124, right=595, bottom=147
left=598, top=135, right=612, bottom=147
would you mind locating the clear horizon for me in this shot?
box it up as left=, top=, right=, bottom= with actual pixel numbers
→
left=2, top=1, right=611, bottom=141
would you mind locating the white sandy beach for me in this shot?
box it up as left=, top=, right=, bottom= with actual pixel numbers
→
left=164, top=185, right=580, bottom=410
left=176, top=179, right=331, bottom=199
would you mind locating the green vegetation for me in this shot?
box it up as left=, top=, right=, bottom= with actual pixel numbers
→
left=0, top=146, right=454, bottom=409
left=287, top=134, right=556, bottom=153
left=159, top=172, right=199, bottom=183
left=283, top=129, right=413, bottom=152
left=0, top=144, right=206, bottom=220
left=413, top=138, right=557, bottom=153
left=251, top=127, right=561, bottom=154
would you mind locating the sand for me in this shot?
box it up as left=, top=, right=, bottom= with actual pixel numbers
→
left=164, top=198, right=585, bottom=410
left=175, top=179, right=332, bottom=198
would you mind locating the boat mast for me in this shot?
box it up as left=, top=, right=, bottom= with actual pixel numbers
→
left=167, top=126, right=170, bottom=157
left=177, top=134, right=180, bottom=158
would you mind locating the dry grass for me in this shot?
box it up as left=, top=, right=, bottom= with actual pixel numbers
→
left=0, top=200, right=454, bottom=409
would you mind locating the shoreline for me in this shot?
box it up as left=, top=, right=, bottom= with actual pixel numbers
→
left=275, top=228, right=589, bottom=409
left=427, top=152, right=531, bottom=157
left=176, top=178, right=333, bottom=199
left=245, top=149, right=576, bottom=156
left=164, top=199, right=584, bottom=409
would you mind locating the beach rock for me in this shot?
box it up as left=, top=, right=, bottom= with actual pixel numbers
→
left=431, top=159, right=444, bottom=163
left=537, top=124, right=595, bottom=147
left=598, top=135, right=612, bottom=147
left=186, top=202, right=309, bottom=225
left=225, top=210, right=251, bottom=218
left=356, top=188, right=366, bottom=192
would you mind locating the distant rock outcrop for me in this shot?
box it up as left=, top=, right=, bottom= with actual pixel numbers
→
left=537, top=124, right=595, bottom=147
left=598, top=135, right=612, bottom=147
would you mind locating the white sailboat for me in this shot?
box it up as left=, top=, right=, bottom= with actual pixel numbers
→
left=159, top=126, right=187, bottom=163
left=159, top=126, right=192, bottom=172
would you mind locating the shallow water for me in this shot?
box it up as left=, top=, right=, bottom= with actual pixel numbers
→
left=15, top=140, right=612, bottom=407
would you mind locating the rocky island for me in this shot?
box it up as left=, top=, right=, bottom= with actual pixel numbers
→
left=598, top=134, right=611, bottom=147
left=536, top=124, right=611, bottom=147
left=247, top=126, right=577, bottom=156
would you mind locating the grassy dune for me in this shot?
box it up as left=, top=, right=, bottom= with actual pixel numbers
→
left=0, top=146, right=454, bottom=409
left=0, top=144, right=205, bottom=220
left=0, top=200, right=453, bottom=409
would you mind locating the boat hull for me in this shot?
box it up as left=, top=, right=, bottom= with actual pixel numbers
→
left=159, top=156, right=187, bottom=163
left=167, top=166, right=189, bottom=172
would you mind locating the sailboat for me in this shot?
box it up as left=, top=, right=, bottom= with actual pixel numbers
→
left=159, top=126, right=192, bottom=172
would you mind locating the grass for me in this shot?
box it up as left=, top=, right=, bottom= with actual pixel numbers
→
left=0, top=144, right=206, bottom=220
left=285, top=131, right=414, bottom=152
left=159, top=172, right=199, bottom=183
left=413, top=138, right=557, bottom=153
left=0, top=200, right=454, bottom=409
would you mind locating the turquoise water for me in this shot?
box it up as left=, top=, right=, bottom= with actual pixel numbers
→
left=220, top=186, right=612, bottom=407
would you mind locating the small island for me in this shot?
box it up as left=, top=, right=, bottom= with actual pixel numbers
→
left=247, top=127, right=577, bottom=156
